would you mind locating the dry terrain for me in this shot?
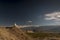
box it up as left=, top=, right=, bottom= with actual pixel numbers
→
left=0, top=27, right=33, bottom=40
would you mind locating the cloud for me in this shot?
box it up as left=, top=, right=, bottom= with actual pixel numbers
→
left=44, top=12, right=60, bottom=21
left=27, top=21, right=32, bottom=22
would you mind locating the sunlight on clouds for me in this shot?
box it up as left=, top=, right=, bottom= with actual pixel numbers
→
left=44, top=12, right=60, bottom=21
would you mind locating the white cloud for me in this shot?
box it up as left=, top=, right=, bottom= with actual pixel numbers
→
left=44, top=12, right=60, bottom=21
left=28, top=21, right=32, bottom=22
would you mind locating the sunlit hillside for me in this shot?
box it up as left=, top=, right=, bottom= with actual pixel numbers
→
left=0, top=26, right=33, bottom=40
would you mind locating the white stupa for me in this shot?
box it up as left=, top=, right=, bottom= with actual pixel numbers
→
left=14, top=23, right=17, bottom=26
left=14, top=23, right=18, bottom=27
left=14, top=23, right=21, bottom=28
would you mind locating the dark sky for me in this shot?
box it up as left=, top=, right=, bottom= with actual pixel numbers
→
left=0, top=0, right=60, bottom=26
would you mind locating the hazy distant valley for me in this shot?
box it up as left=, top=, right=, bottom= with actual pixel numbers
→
left=21, top=25, right=60, bottom=32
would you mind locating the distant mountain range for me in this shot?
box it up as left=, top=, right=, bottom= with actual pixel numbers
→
left=47, top=26, right=60, bottom=32
left=21, top=25, right=60, bottom=32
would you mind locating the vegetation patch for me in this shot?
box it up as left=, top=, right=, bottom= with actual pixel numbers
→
left=26, top=32, right=60, bottom=38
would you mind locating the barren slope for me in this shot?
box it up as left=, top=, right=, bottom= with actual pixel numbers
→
left=0, top=27, right=33, bottom=40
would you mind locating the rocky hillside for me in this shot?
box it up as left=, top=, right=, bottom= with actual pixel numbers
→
left=0, top=27, right=33, bottom=40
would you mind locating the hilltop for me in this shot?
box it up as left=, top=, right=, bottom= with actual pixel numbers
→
left=0, top=26, right=33, bottom=40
